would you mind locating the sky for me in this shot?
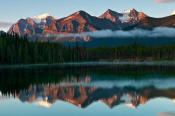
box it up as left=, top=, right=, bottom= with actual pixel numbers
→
left=0, top=0, right=175, bottom=23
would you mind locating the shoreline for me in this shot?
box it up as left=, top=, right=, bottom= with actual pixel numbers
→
left=1, top=61, right=175, bottom=70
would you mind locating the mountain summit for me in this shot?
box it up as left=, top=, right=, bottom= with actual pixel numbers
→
left=99, top=9, right=123, bottom=22
left=8, top=9, right=175, bottom=36
left=99, top=8, right=147, bottom=29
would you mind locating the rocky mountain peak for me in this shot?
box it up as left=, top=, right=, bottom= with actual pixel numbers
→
left=71, top=10, right=91, bottom=18
left=99, top=9, right=122, bottom=23
left=99, top=9, right=122, bottom=17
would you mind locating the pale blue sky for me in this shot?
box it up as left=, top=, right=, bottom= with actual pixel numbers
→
left=0, top=0, right=175, bottom=23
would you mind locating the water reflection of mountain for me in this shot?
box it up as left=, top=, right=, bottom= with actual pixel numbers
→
left=16, top=85, right=175, bottom=108
left=1, top=66, right=175, bottom=108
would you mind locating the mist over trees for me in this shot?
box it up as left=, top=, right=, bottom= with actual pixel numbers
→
left=1, top=33, right=175, bottom=64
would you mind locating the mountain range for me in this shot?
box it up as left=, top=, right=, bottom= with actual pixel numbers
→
left=8, top=9, right=175, bottom=36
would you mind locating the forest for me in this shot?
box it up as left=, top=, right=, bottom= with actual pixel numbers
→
left=1, top=33, right=175, bottom=64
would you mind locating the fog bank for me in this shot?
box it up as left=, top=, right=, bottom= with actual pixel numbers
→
left=44, top=27, right=175, bottom=38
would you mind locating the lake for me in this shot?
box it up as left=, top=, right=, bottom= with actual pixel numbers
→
left=0, top=65, right=175, bottom=116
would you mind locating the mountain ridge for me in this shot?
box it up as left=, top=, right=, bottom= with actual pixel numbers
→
left=8, top=9, right=175, bottom=36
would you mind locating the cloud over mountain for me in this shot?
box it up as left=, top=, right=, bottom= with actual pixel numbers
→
left=154, top=0, right=175, bottom=3
left=44, top=27, right=175, bottom=38
left=0, top=21, right=12, bottom=32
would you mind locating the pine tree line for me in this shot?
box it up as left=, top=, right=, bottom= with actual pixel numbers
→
left=1, top=33, right=175, bottom=64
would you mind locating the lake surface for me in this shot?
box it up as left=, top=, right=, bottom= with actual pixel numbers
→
left=0, top=65, right=175, bottom=116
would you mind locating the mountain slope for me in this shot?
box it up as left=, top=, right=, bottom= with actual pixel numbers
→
left=99, top=9, right=123, bottom=23
left=137, top=14, right=175, bottom=28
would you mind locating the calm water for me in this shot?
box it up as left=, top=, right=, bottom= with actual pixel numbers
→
left=0, top=65, right=175, bottom=116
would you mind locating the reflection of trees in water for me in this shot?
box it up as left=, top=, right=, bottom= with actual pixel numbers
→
left=0, top=65, right=175, bottom=95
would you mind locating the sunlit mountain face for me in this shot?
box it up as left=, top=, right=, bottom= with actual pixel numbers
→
left=0, top=66, right=175, bottom=110
left=8, top=9, right=147, bottom=36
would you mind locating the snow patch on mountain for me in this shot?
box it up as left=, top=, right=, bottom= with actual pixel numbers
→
left=119, top=13, right=130, bottom=23
left=119, top=9, right=132, bottom=23
left=123, top=9, right=132, bottom=14
left=171, top=10, right=175, bottom=15
left=33, top=13, right=51, bottom=23
left=33, top=13, right=50, bottom=19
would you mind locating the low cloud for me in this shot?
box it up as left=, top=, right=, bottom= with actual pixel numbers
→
left=44, top=27, right=175, bottom=38
left=0, top=21, right=12, bottom=32
left=154, top=0, right=175, bottom=3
